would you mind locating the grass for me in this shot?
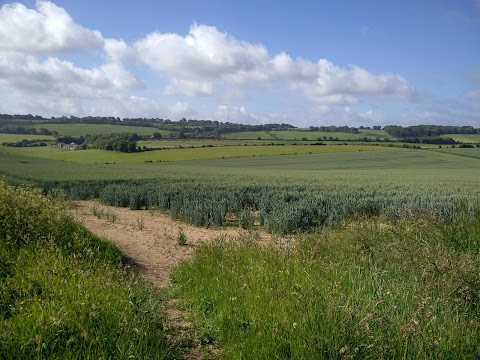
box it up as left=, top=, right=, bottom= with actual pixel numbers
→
left=1, top=148, right=480, bottom=186
left=138, top=138, right=281, bottom=148
left=222, top=131, right=277, bottom=140
left=91, top=202, right=118, bottom=222
left=0, top=143, right=397, bottom=164
left=171, top=213, right=480, bottom=358
left=441, top=133, right=480, bottom=143
left=0, top=182, right=174, bottom=358
left=223, top=129, right=391, bottom=141
left=0, top=134, right=56, bottom=143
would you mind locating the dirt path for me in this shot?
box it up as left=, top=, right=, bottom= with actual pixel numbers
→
left=71, top=200, right=245, bottom=288
left=71, top=200, right=282, bottom=358
left=72, top=200, right=258, bottom=358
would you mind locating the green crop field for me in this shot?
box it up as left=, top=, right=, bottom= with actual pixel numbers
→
left=1, top=147, right=478, bottom=181
left=1, top=147, right=479, bottom=232
left=442, top=133, right=480, bottom=143
left=431, top=147, right=480, bottom=159
left=222, top=131, right=276, bottom=140
left=223, top=129, right=390, bottom=141
left=30, top=123, right=161, bottom=136
left=137, top=138, right=278, bottom=148
left=0, top=143, right=395, bottom=164
left=0, top=134, right=56, bottom=142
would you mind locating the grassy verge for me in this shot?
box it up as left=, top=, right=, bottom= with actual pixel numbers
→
left=172, top=214, right=480, bottom=359
left=0, top=182, right=174, bottom=359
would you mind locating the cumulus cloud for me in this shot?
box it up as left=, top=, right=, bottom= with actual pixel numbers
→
left=0, top=51, right=143, bottom=97
left=0, top=2, right=143, bottom=104
left=315, top=60, right=414, bottom=97
left=104, top=38, right=136, bottom=63
left=131, top=23, right=416, bottom=106
left=135, top=24, right=269, bottom=78
left=0, top=1, right=103, bottom=53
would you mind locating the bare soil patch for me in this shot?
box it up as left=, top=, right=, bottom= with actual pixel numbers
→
left=71, top=200, right=246, bottom=289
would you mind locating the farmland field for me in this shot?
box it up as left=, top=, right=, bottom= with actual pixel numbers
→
left=1, top=147, right=479, bottom=180
left=223, top=129, right=390, bottom=140
left=1, top=147, right=479, bottom=233
left=137, top=138, right=282, bottom=148
left=0, top=133, right=56, bottom=142
left=0, top=143, right=395, bottom=164
left=441, top=133, right=480, bottom=143
left=1, top=131, right=479, bottom=358
left=30, top=123, right=163, bottom=136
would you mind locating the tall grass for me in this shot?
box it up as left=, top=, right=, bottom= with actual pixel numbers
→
left=0, top=182, right=174, bottom=359
left=172, top=214, right=480, bottom=359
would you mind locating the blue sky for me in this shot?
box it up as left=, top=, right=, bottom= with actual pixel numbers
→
left=0, top=0, right=479, bottom=127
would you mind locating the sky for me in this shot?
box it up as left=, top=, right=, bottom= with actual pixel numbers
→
left=0, top=0, right=479, bottom=127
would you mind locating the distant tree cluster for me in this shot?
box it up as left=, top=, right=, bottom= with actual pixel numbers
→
left=84, top=133, right=141, bottom=152
left=384, top=125, right=477, bottom=138
left=308, top=126, right=360, bottom=133
left=399, top=137, right=458, bottom=145
left=0, top=114, right=45, bottom=120
left=1, top=139, right=48, bottom=147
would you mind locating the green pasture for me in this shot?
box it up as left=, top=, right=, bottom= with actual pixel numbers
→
left=0, top=133, right=56, bottom=142
left=31, top=123, right=162, bottom=137
left=222, top=131, right=276, bottom=140
left=0, top=144, right=395, bottom=164
left=442, top=133, right=480, bottom=143
left=1, top=147, right=479, bottom=183
left=137, top=138, right=278, bottom=148
left=223, top=129, right=390, bottom=141
left=192, top=147, right=480, bottom=171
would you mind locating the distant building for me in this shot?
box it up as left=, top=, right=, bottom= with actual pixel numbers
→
left=57, top=142, right=78, bottom=150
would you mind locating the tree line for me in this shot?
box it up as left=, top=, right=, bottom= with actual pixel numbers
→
left=384, top=125, right=478, bottom=138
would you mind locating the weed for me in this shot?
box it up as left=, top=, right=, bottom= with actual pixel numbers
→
left=177, top=228, right=187, bottom=246
left=137, top=216, right=145, bottom=231
left=91, top=202, right=117, bottom=223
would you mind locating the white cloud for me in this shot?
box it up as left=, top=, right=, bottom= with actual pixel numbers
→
left=0, top=51, right=143, bottom=97
left=164, top=78, right=215, bottom=97
left=168, top=101, right=194, bottom=117
left=131, top=23, right=416, bottom=106
left=315, top=60, right=414, bottom=97
left=0, top=1, right=103, bottom=53
left=104, top=39, right=134, bottom=62
left=135, top=24, right=269, bottom=78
